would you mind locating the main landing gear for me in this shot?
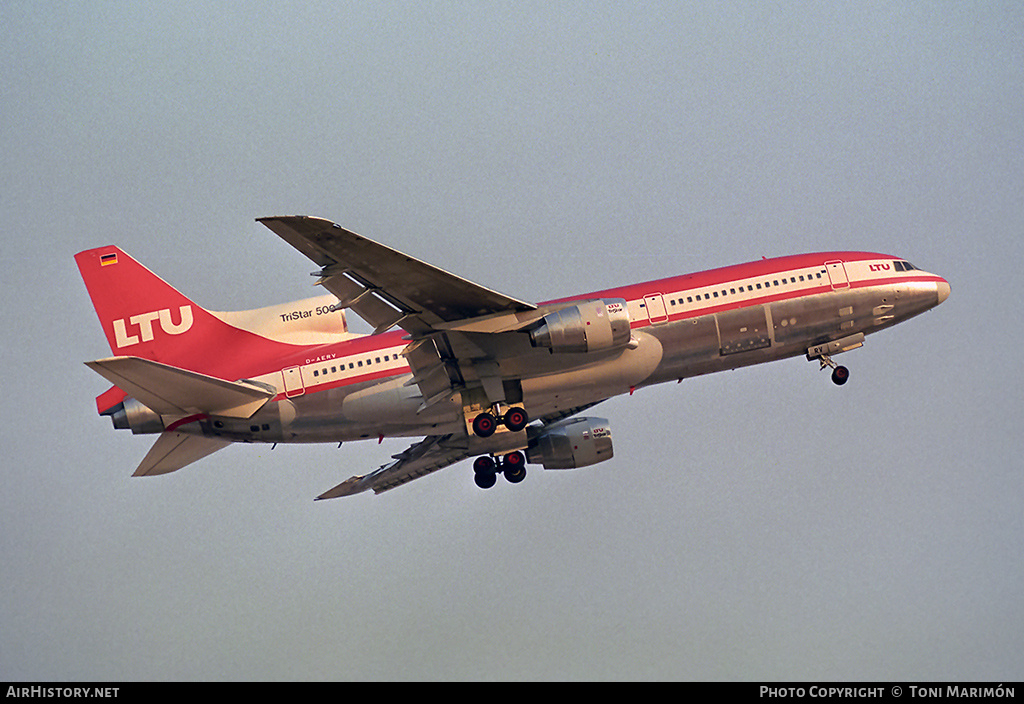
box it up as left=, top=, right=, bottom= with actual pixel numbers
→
left=469, top=405, right=530, bottom=489
left=473, top=451, right=527, bottom=489
left=818, top=354, right=850, bottom=386
left=470, top=406, right=529, bottom=437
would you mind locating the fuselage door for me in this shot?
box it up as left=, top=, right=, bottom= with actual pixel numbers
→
left=643, top=293, right=669, bottom=325
left=825, top=260, right=850, bottom=290
left=283, top=366, right=305, bottom=398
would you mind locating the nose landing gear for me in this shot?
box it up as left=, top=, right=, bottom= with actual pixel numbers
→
left=807, top=333, right=863, bottom=386
left=830, top=364, right=850, bottom=386
left=818, top=354, right=850, bottom=386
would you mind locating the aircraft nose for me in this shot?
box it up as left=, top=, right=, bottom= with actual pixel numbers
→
left=936, top=279, right=951, bottom=305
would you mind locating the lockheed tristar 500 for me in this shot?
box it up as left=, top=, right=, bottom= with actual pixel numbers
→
left=76, top=216, right=950, bottom=498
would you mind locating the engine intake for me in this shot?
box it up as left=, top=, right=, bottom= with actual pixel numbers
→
left=527, top=417, right=613, bottom=469
left=529, top=299, right=631, bottom=354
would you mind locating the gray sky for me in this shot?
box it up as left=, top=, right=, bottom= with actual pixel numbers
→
left=2, top=1, right=1021, bottom=681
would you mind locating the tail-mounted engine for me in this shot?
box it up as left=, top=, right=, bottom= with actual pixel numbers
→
left=104, top=397, right=164, bottom=435
left=529, top=299, right=631, bottom=354
left=527, top=417, right=613, bottom=469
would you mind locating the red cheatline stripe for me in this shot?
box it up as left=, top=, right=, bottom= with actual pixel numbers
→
left=166, top=414, right=208, bottom=431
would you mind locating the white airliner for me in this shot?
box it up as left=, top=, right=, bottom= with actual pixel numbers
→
left=76, top=216, right=950, bottom=498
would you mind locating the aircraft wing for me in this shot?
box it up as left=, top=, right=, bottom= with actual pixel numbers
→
left=316, top=434, right=473, bottom=498
left=316, top=403, right=604, bottom=498
left=259, top=215, right=555, bottom=414
left=257, top=216, right=538, bottom=336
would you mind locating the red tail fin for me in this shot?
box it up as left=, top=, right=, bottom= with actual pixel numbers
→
left=75, top=246, right=285, bottom=378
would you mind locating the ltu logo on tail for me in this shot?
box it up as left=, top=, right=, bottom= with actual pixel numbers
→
left=113, top=306, right=194, bottom=348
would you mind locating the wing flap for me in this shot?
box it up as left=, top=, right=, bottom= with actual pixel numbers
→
left=85, top=356, right=274, bottom=418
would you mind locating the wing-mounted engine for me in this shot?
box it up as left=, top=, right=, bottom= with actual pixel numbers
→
left=529, top=299, right=631, bottom=354
left=526, top=416, right=613, bottom=469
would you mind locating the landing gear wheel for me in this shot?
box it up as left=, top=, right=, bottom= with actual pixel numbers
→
left=473, top=455, right=497, bottom=489
left=503, top=407, right=529, bottom=432
left=474, top=469, right=497, bottom=489
left=831, top=365, right=850, bottom=386
left=473, top=456, right=496, bottom=474
left=503, top=451, right=527, bottom=484
left=472, top=412, right=497, bottom=437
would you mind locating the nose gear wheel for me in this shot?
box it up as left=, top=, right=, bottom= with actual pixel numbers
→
left=817, top=354, right=850, bottom=386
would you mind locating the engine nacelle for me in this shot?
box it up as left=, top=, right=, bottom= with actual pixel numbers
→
left=105, top=397, right=164, bottom=435
left=527, top=417, right=613, bottom=469
left=529, top=299, right=631, bottom=354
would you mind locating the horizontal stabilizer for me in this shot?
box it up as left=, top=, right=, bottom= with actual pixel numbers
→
left=135, top=432, right=230, bottom=476
left=85, top=356, right=274, bottom=418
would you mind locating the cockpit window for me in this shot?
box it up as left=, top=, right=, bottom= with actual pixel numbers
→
left=893, top=260, right=918, bottom=272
